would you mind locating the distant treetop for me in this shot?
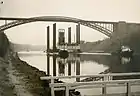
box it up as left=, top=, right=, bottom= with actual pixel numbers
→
left=0, top=1, right=3, bottom=4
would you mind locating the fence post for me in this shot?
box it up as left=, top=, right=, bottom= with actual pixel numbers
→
left=65, top=84, right=69, bottom=96
left=126, top=82, right=131, bottom=96
left=51, top=78, right=55, bottom=96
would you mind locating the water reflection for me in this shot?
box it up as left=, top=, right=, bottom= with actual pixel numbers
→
left=121, top=57, right=132, bottom=65
left=47, top=54, right=82, bottom=82
left=19, top=52, right=140, bottom=82
left=46, top=54, right=140, bottom=81
left=53, top=56, right=56, bottom=76
left=47, top=56, right=50, bottom=75
left=58, top=60, right=65, bottom=75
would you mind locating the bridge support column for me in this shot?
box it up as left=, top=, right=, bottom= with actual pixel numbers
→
left=112, top=21, right=128, bottom=45
left=47, top=26, right=50, bottom=52
left=53, top=23, right=57, bottom=52
left=113, top=21, right=127, bottom=36
left=117, top=21, right=127, bottom=35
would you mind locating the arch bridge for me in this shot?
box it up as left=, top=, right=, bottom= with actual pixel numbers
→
left=0, top=16, right=118, bottom=37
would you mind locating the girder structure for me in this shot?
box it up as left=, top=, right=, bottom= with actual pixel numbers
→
left=0, top=16, right=117, bottom=37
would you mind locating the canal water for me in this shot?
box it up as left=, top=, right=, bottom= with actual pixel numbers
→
left=18, top=52, right=140, bottom=95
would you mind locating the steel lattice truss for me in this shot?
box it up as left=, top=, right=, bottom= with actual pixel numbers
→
left=0, top=16, right=117, bottom=37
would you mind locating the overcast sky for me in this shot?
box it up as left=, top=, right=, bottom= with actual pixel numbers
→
left=0, top=0, right=140, bottom=46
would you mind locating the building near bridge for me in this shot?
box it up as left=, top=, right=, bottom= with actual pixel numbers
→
left=58, top=30, right=65, bottom=45
left=57, top=26, right=81, bottom=53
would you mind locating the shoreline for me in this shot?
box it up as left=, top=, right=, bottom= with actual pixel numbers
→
left=10, top=54, right=51, bottom=96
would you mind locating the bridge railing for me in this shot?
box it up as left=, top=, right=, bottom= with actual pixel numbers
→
left=40, top=72, right=140, bottom=96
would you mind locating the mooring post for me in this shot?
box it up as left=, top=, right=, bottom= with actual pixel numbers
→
left=126, top=82, right=131, bottom=96
left=51, top=78, right=55, bottom=96
left=102, top=84, right=107, bottom=96
left=102, top=76, right=108, bottom=95
left=65, top=84, right=69, bottom=96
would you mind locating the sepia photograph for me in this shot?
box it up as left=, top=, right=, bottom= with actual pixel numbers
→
left=0, top=0, right=140, bottom=96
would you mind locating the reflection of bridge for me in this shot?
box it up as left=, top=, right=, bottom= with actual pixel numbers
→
left=0, top=16, right=126, bottom=38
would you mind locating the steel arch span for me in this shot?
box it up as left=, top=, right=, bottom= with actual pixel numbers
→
left=0, top=16, right=115, bottom=37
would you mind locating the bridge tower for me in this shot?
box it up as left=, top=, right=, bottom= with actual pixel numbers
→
left=58, top=29, right=65, bottom=45
left=112, top=21, right=127, bottom=46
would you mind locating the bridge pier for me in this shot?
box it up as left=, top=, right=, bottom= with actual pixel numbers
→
left=113, top=21, right=127, bottom=36
left=112, top=21, right=128, bottom=45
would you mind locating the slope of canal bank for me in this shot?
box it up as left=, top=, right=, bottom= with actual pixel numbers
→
left=0, top=57, right=16, bottom=96
left=0, top=32, right=51, bottom=96
left=9, top=53, right=52, bottom=96
left=0, top=32, right=79, bottom=96
left=0, top=52, right=56, bottom=96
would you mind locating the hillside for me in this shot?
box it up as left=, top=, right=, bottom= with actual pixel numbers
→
left=81, top=24, right=140, bottom=53
left=0, top=32, right=9, bottom=58
left=10, top=43, right=46, bottom=52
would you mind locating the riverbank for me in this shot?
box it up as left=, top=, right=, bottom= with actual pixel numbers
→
left=9, top=53, right=52, bottom=96
left=0, top=51, right=52, bottom=96
left=0, top=57, right=16, bottom=96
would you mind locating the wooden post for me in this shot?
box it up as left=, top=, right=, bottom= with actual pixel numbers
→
left=102, top=84, right=107, bottom=95
left=51, top=78, right=55, bottom=96
left=102, top=76, right=107, bottom=95
left=126, top=83, right=131, bottom=96
left=65, top=85, right=69, bottom=96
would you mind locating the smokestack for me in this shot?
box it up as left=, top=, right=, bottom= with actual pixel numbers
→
left=53, top=23, right=56, bottom=52
left=68, top=27, right=71, bottom=44
left=47, top=26, right=50, bottom=52
left=76, top=24, right=80, bottom=44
